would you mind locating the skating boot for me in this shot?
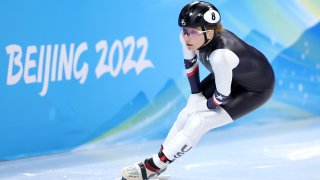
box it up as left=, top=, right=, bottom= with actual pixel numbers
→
left=121, top=160, right=166, bottom=180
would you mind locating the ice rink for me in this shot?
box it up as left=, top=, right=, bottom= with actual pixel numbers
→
left=1, top=117, right=320, bottom=180
left=1, top=1, right=320, bottom=180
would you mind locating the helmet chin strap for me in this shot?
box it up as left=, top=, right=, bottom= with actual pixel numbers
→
left=199, top=26, right=209, bottom=49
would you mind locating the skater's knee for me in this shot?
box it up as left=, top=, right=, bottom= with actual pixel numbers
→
left=183, top=113, right=205, bottom=138
left=174, top=107, right=191, bottom=130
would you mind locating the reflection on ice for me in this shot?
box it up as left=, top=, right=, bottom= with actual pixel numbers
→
left=287, top=143, right=320, bottom=161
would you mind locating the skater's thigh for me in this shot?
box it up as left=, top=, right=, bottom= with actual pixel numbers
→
left=222, top=89, right=273, bottom=120
left=198, top=107, right=233, bottom=134
left=200, top=74, right=273, bottom=120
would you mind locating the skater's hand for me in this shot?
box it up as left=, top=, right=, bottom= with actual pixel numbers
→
left=180, top=32, right=195, bottom=60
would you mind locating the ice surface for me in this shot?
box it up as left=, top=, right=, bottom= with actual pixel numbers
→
left=1, top=117, right=320, bottom=180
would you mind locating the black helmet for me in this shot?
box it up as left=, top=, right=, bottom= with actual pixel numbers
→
left=178, top=1, right=221, bottom=28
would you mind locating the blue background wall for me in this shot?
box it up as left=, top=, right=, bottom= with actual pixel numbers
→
left=0, top=0, right=319, bottom=161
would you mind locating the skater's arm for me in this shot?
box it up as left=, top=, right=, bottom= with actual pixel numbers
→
left=207, top=49, right=239, bottom=109
left=184, top=58, right=201, bottom=93
left=179, top=32, right=201, bottom=94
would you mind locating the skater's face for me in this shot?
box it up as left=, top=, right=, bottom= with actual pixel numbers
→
left=182, top=27, right=214, bottom=51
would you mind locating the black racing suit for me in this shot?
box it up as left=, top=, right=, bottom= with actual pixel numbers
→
left=184, top=29, right=275, bottom=120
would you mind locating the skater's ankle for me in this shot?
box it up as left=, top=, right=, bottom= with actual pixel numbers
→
left=144, top=158, right=160, bottom=173
left=151, top=151, right=172, bottom=171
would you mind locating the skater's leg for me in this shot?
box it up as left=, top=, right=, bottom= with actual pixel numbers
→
left=162, top=73, right=215, bottom=149
left=163, top=107, right=233, bottom=161
left=147, top=107, right=191, bottom=170
left=120, top=108, right=207, bottom=180
left=142, top=108, right=190, bottom=171
left=162, top=107, right=190, bottom=148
